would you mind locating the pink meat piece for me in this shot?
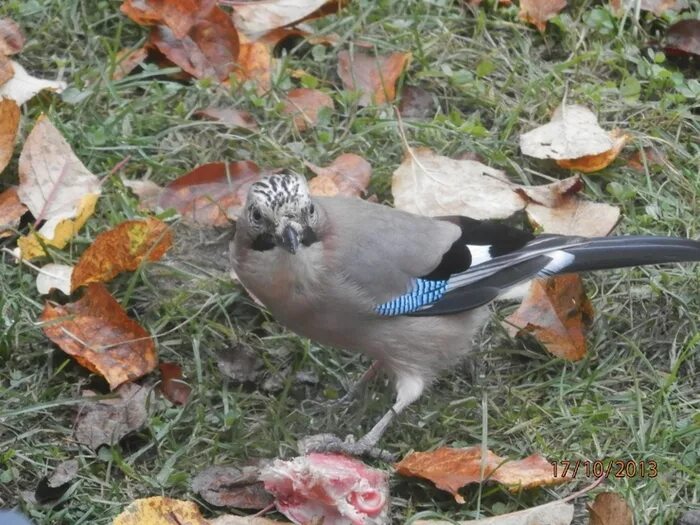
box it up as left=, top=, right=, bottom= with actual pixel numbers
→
left=260, top=453, right=389, bottom=525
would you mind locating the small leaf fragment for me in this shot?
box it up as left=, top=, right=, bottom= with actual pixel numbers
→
left=588, top=492, right=634, bottom=525
left=112, top=47, right=149, bottom=80
left=518, top=0, right=567, bottom=32
left=0, top=98, right=19, bottom=174
left=71, top=218, right=172, bottom=291
left=556, top=129, right=629, bottom=173
left=192, top=464, right=274, bottom=509
left=337, top=50, right=411, bottom=106
left=504, top=275, right=594, bottom=361
left=0, top=18, right=25, bottom=55
left=0, top=61, right=67, bottom=105
left=196, top=107, right=258, bottom=130
left=34, top=459, right=78, bottom=504
left=159, top=362, right=192, bottom=405
left=306, top=153, right=371, bottom=197
left=0, top=186, right=27, bottom=238
left=41, top=283, right=157, bottom=390
left=664, top=19, right=700, bottom=57
left=283, top=87, right=334, bottom=131
left=36, top=263, right=74, bottom=295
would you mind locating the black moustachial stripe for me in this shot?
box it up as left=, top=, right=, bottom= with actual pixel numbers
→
left=422, top=216, right=535, bottom=281
left=251, top=233, right=275, bottom=251
left=301, top=226, right=319, bottom=247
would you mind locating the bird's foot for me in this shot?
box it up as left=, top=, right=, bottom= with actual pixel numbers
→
left=297, top=433, right=396, bottom=462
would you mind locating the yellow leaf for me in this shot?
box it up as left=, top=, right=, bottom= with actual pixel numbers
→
left=112, top=496, right=208, bottom=525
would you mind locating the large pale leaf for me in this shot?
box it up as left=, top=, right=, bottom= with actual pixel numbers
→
left=0, top=61, right=67, bottom=105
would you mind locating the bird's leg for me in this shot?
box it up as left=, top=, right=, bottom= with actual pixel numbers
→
left=331, top=360, right=381, bottom=406
left=299, top=374, right=425, bottom=461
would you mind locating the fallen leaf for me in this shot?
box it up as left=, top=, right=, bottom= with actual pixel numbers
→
left=235, top=39, right=273, bottom=92
left=504, top=275, right=594, bottom=360
left=0, top=55, right=13, bottom=86
left=518, top=0, right=567, bottom=32
left=195, top=107, right=258, bottom=130
left=626, top=146, right=667, bottom=172
left=16, top=115, right=100, bottom=258
left=217, top=343, right=265, bottom=383
left=159, top=362, right=192, bottom=405
left=71, top=218, right=172, bottom=291
left=0, top=18, right=25, bottom=55
left=40, top=283, right=157, bottom=390
left=148, top=5, right=240, bottom=82
left=396, top=447, right=570, bottom=503
left=520, top=104, right=613, bottom=160
left=414, top=501, right=573, bottom=524
left=337, top=50, right=411, bottom=106
left=587, top=492, right=633, bottom=525
left=611, top=0, right=688, bottom=15
left=192, top=464, right=274, bottom=509
left=306, top=153, right=371, bottom=197
left=112, top=46, right=149, bottom=80
left=74, top=383, right=150, bottom=450
left=121, top=178, right=163, bottom=211
left=229, top=0, right=349, bottom=38
left=664, top=19, right=700, bottom=57
left=36, top=263, right=74, bottom=295
left=556, top=129, right=629, bottom=173
left=0, top=60, right=67, bottom=105
left=34, top=459, right=78, bottom=504
left=0, top=97, right=20, bottom=174
left=113, top=497, right=210, bottom=525
left=283, top=88, right=334, bottom=131
left=159, top=161, right=263, bottom=225
left=120, top=0, right=216, bottom=39
left=398, top=85, right=437, bottom=119
left=677, top=510, right=700, bottom=525
left=209, top=516, right=289, bottom=525
left=0, top=186, right=27, bottom=238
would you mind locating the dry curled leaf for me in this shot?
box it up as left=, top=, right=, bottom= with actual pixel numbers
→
left=36, top=263, right=74, bottom=295
left=0, top=186, right=27, bottom=239
left=520, top=104, right=613, bottom=161
left=0, top=60, right=67, bottom=105
left=71, top=218, right=172, bottom=291
left=74, top=383, right=150, bottom=450
left=396, top=446, right=571, bottom=503
left=17, top=115, right=100, bottom=259
left=41, top=283, right=157, bottom=390
left=192, top=464, right=273, bottom=509
left=112, top=46, right=149, bottom=80
left=34, top=459, right=78, bottom=504
left=120, top=0, right=217, bottom=39
left=556, top=129, right=629, bottom=173
left=398, top=85, right=437, bottom=119
left=235, top=39, right=273, bottom=91
left=518, top=0, right=567, bottom=32
left=113, top=496, right=209, bottom=525
left=0, top=18, right=25, bottom=55
left=611, top=0, right=688, bottom=16
left=587, top=492, right=633, bottom=525
left=159, top=362, right=192, bottom=405
left=664, top=19, right=700, bottom=57
left=195, top=107, right=258, bottom=130
left=504, top=275, right=594, bottom=361
left=337, top=49, right=411, bottom=106
left=283, top=87, right=334, bottom=131
left=306, top=153, right=371, bottom=197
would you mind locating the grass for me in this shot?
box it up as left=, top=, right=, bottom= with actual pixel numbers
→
left=0, top=0, right=699, bottom=523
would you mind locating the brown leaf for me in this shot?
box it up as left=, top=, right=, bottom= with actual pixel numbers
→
left=41, top=283, right=158, bottom=390
left=159, top=160, right=263, bottom=225
left=0, top=55, right=13, bottom=86
left=149, top=5, right=240, bottom=82
left=283, top=87, right=334, bottom=131
left=34, top=459, right=79, bottom=504
left=17, top=115, right=100, bottom=258
left=587, top=492, right=633, bottom=525
left=112, top=46, right=149, bottom=80
left=556, top=129, right=629, bottom=173
left=0, top=97, right=19, bottom=174
left=664, top=19, right=700, bottom=57
left=0, top=186, right=28, bottom=238
left=71, top=218, right=172, bottom=291
left=74, top=383, right=150, bottom=450
left=306, top=153, right=371, bottom=197
left=612, top=0, right=688, bottom=16
left=396, top=446, right=571, bottom=503
left=337, top=50, right=411, bottom=106
left=113, top=496, right=209, bottom=525
left=626, top=146, right=667, bottom=172
left=504, top=275, right=594, bottom=361
left=192, top=464, right=274, bottom=509
left=159, top=362, right=192, bottom=405
left=229, top=0, right=350, bottom=37
left=195, top=107, right=258, bottom=130
left=235, top=39, right=273, bottom=92
left=0, top=18, right=25, bottom=55
left=121, top=0, right=217, bottom=39
left=518, top=0, right=567, bottom=32
left=398, top=85, right=437, bottom=119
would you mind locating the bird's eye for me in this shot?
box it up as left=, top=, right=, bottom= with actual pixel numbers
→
left=308, top=204, right=315, bottom=215
left=251, top=208, right=262, bottom=222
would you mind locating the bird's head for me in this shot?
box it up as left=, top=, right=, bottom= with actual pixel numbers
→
left=243, top=173, right=319, bottom=254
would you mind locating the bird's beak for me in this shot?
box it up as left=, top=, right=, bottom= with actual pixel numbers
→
left=279, top=224, right=300, bottom=254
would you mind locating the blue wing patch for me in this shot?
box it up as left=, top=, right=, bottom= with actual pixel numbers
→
left=375, top=278, right=448, bottom=316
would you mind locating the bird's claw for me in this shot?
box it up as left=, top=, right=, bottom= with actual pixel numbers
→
left=297, top=433, right=396, bottom=462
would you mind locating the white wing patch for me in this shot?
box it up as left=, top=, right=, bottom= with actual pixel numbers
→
left=537, top=250, right=575, bottom=276
left=468, top=245, right=493, bottom=266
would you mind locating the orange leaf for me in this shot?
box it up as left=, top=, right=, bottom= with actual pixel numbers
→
left=159, top=362, right=192, bottom=405
left=306, top=153, right=372, bottom=197
left=149, top=5, right=240, bottom=82
left=0, top=17, right=25, bottom=55
left=337, top=50, right=411, bottom=106
left=235, top=40, right=273, bottom=92
left=71, top=218, right=172, bottom=291
left=588, top=492, right=634, bottom=525
left=504, top=275, right=594, bottom=361
left=120, top=0, right=217, bottom=39
left=159, top=160, right=263, bottom=225
left=0, top=186, right=27, bottom=238
left=556, top=129, right=629, bottom=173
left=396, top=446, right=571, bottom=502
left=0, top=98, right=20, bottom=174
left=40, top=283, right=157, bottom=390
left=113, top=496, right=209, bottom=525
left=195, top=107, right=258, bottom=130
left=518, top=0, right=567, bottom=32
left=283, top=88, right=334, bottom=131
left=0, top=55, right=13, bottom=86
left=112, top=46, right=149, bottom=80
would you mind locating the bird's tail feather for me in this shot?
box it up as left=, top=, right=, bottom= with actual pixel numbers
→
left=557, top=236, right=700, bottom=275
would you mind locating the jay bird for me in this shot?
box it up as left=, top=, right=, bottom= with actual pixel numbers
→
left=231, top=173, right=700, bottom=459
